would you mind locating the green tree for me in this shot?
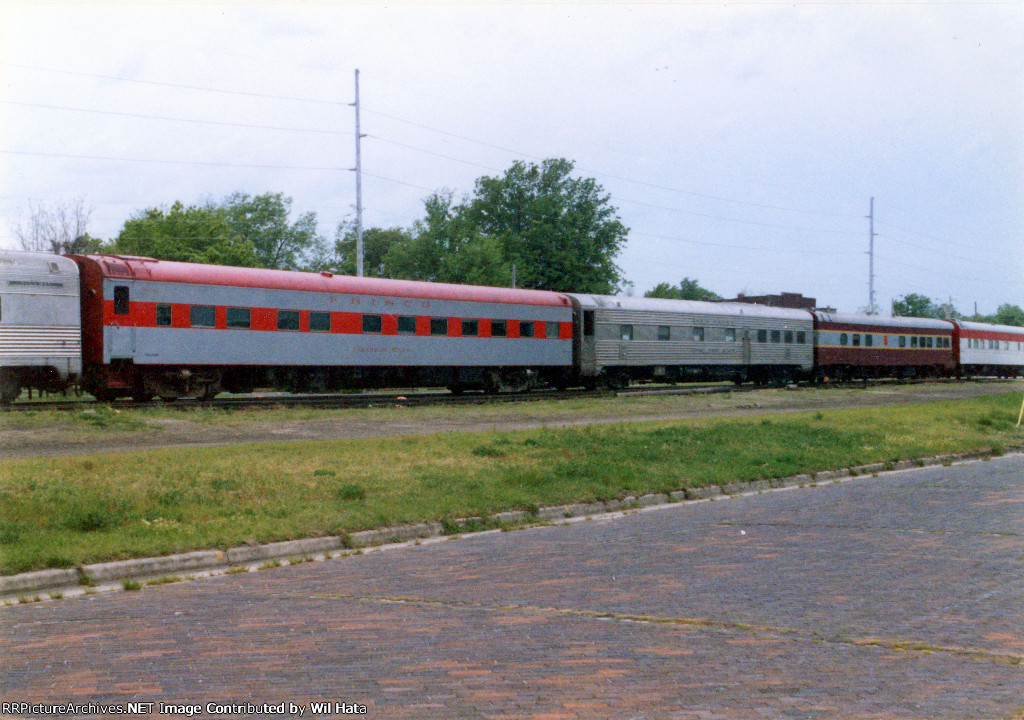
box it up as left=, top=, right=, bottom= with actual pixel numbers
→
left=991, top=303, right=1024, bottom=327
left=467, top=158, right=627, bottom=293
left=224, top=192, right=324, bottom=271
left=381, top=191, right=512, bottom=287
left=645, top=278, right=721, bottom=301
left=112, top=201, right=259, bottom=267
left=334, top=224, right=413, bottom=278
left=891, top=293, right=959, bottom=319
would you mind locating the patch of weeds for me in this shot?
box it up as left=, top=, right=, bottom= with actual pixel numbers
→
left=289, top=555, right=315, bottom=565
left=63, top=498, right=131, bottom=533
left=147, top=575, right=183, bottom=586
left=18, top=595, right=41, bottom=604
left=441, top=518, right=461, bottom=535
left=258, top=559, right=281, bottom=571
left=472, top=444, right=507, bottom=458
left=335, top=483, right=366, bottom=503
left=0, top=521, right=24, bottom=544
left=313, top=469, right=337, bottom=478
left=209, top=477, right=239, bottom=492
left=121, top=579, right=142, bottom=592
left=77, top=571, right=94, bottom=587
left=813, top=412, right=825, bottom=421
left=74, top=406, right=147, bottom=431
left=224, top=566, right=249, bottom=575
left=526, top=503, right=540, bottom=517
left=48, top=591, right=64, bottom=600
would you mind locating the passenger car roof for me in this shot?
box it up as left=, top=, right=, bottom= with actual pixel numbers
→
left=567, top=293, right=813, bottom=321
left=73, top=255, right=572, bottom=307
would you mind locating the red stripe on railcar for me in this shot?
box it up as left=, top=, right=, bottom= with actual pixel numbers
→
left=100, top=300, right=572, bottom=340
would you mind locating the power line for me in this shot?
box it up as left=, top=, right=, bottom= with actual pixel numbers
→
left=0, top=99, right=343, bottom=135
left=0, top=61, right=344, bottom=106
left=364, top=106, right=864, bottom=220
left=633, top=231, right=860, bottom=256
left=0, top=149, right=343, bottom=172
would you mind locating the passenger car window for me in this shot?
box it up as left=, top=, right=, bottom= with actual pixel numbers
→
left=547, top=322, right=560, bottom=339
left=771, top=330, right=781, bottom=343
left=430, top=317, right=448, bottom=336
left=226, top=307, right=251, bottom=329
left=796, top=331, right=806, bottom=344
left=620, top=325, right=633, bottom=341
left=114, top=286, right=130, bottom=316
left=724, top=328, right=736, bottom=342
left=156, top=304, right=172, bottom=327
left=462, top=319, right=479, bottom=337
left=840, top=333, right=848, bottom=346
left=492, top=320, right=507, bottom=338
left=784, top=331, right=793, bottom=344
left=361, top=314, right=382, bottom=334
left=757, top=330, right=767, bottom=343
left=277, top=310, right=300, bottom=331
left=693, top=327, right=704, bottom=342
left=520, top=321, right=534, bottom=338
left=658, top=325, right=671, bottom=341
left=397, top=316, right=416, bottom=335
left=309, top=311, right=330, bottom=332
left=190, top=305, right=216, bottom=328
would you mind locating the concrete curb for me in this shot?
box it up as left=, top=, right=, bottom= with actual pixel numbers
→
left=3, top=446, right=1020, bottom=601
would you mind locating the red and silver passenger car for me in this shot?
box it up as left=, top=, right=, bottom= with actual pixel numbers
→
left=951, top=321, right=1024, bottom=377
left=70, top=255, right=575, bottom=401
left=812, top=312, right=955, bottom=380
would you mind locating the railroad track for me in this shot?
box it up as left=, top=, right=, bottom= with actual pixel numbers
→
left=1, top=376, right=1015, bottom=414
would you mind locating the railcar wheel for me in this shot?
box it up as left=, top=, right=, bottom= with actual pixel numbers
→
left=131, top=377, right=155, bottom=403
left=0, top=369, right=20, bottom=404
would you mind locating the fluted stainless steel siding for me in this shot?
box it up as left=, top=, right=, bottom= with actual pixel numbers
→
left=0, top=251, right=82, bottom=378
left=589, top=308, right=813, bottom=372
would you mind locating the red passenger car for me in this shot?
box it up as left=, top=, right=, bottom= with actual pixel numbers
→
left=812, top=312, right=954, bottom=380
left=70, top=255, right=575, bottom=401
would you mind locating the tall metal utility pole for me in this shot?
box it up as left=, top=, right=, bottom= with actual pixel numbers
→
left=350, top=69, right=365, bottom=277
left=867, top=197, right=877, bottom=315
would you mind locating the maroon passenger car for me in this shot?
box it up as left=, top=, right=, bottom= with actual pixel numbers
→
left=812, top=312, right=954, bottom=380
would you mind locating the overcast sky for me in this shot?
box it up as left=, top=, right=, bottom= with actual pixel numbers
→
left=1, top=2, right=1021, bottom=315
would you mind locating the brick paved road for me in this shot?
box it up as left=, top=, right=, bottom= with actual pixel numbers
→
left=3, top=455, right=1023, bottom=719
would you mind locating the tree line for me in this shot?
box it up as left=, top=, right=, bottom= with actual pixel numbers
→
left=10, top=159, right=1021, bottom=325
left=13, top=158, right=628, bottom=296
left=891, top=293, right=1024, bottom=327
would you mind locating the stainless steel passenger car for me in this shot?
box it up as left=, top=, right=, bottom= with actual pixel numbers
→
left=567, top=294, right=814, bottom=386
left=0, top=250, right=82, bottom=402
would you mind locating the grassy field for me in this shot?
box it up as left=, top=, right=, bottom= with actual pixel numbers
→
left=1, top=391, right=1021, bottom=575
